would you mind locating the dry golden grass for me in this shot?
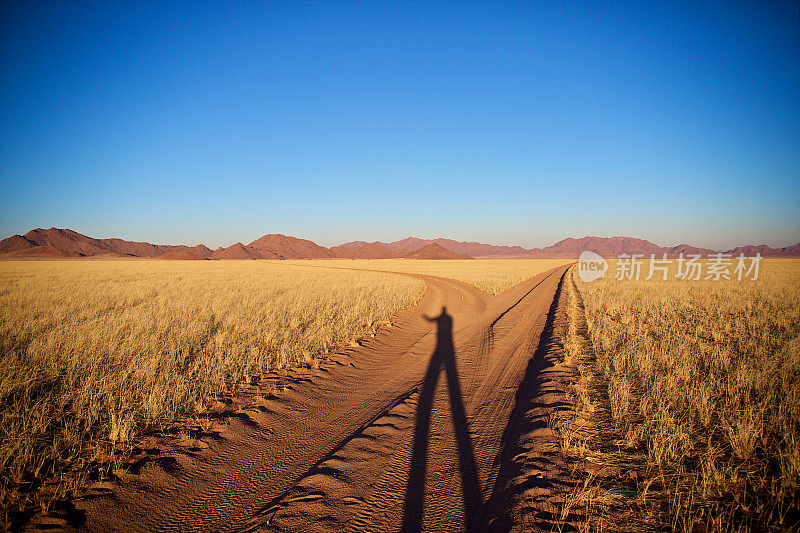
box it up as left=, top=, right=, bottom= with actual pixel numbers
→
left=0, top=257, right=566, bottom=521
left=289, top=258, right=572, bottom=294
left=0, top=260, right=424, bottom=520
left=564, top=259, right=800, bottom=531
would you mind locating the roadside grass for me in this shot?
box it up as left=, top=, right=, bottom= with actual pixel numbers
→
left=560, top=259, right=800, bottom=531
left=0, top=257, right=565, bottom=523
left=0, top=260, right=424, bottom=521
left=291, top=258, right=573, bottom=294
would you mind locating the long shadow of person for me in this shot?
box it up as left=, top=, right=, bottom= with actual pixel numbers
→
left=401, top=306, right=482, bottom=532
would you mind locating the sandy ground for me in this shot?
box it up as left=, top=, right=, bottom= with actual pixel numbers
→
left=34, top=264, right=578, bottom=532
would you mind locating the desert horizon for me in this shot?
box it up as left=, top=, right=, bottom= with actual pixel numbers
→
left=3, top=226, right=799, bottom=261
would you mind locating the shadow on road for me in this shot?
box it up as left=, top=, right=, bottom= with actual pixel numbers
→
left=401, top=306, right=482, bottom=532
left=476, top=270, right=569, bottom=532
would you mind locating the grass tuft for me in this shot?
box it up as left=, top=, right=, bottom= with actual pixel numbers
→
left=0, top=259, right=424, bottom=521
left=562, top=259, right=800, bottom=531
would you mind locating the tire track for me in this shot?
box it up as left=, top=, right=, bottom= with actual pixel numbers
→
left=61, top=264, right=571, bottom=533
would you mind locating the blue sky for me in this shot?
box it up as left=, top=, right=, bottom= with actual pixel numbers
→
left=1, top=1, right=798, bottom=250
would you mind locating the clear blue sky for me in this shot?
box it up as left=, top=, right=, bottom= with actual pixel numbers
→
left=1, top=1, right=798, bottom=250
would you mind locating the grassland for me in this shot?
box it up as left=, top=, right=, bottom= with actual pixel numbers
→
left=0, top=260, right=426, bottom=518
left=0, top=257, right=568, bottom=520
left=563, top=259, right=800, bottom=530
left=290, top=258, right=572, bottom=294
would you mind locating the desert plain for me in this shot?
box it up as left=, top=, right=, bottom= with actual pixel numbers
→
left=1, top=231, right=798, bottom=532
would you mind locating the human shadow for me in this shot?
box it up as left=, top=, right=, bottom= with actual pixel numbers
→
left=401, top=306, right=482, bottom=532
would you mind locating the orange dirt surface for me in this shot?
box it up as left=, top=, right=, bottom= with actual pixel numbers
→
left=30, top=264, right=581, bottom=532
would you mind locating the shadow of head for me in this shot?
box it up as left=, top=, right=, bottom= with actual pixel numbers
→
left=425, top=306, right=452, bottom=330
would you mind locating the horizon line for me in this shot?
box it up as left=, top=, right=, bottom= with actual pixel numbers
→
left=4, top=225, right=799, bottom=254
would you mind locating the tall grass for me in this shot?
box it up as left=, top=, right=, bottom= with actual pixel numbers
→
left=566, top=259, right=800, bottom=530
left=0, top=260, right=423, bottom=519
left=0, top=256, right=577, bottom=521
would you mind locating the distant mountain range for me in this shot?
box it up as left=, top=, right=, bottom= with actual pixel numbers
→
left=337, top=237, right=528, bottom=257
left=1, top=227, right=798, bottom=260
left=0, top=228, right=473, bottom=260
left=336, top=235, right=800, bottom=258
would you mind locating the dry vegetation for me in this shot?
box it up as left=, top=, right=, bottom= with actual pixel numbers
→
left=0, top=257, right=565, bottom=522
left=291, top=258, right=572, bottom=294
left=561, top=259, right=800, bottom=531
left=0, top=260, right=424, bottom=520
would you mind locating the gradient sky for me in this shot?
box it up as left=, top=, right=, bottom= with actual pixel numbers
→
left=1, top=1, right=798, bottom=250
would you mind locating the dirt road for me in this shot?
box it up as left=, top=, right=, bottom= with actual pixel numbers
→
left=66, top=264, right=573, bottom=532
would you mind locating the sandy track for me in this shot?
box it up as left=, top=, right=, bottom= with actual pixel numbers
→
left=60, top=264, right=571, bottom=532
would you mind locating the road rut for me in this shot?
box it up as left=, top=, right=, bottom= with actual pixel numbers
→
left=68, top=264, right=572, bottom=532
